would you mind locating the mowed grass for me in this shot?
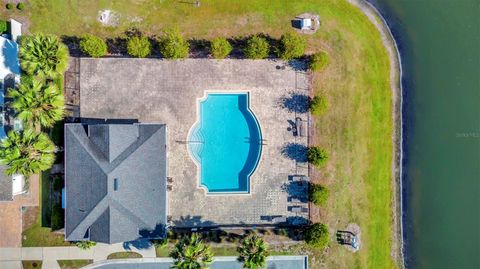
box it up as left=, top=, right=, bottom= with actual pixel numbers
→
left=11, top=0, right=396, bottom=268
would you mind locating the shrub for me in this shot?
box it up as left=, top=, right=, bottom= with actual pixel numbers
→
left=75, top=241, right=97, bottom=250
left=127, top=36, right=151, bottom=58
left=6, top=3, right=13, bottom=10
left=151, top=238, right=168, bottom=249
left=51, top=203, right=64, bottom=230
left=17, top=2, right=25, bottom=10
left=209, top=37, right=232, bottom=59
left=158, top=28, right=189, bottom=59
left=80, top=34, right=107, bottom=58
left=310, top=51, right=329, bottom=71
left=309, top=95, right=328, bottom=116
left=0, top=20, right=7, bottom=34
left=307, top=146, right=329, bottom=167
left=276, top=32, right=306, bottom=60
left=309, top=184, right=330, bottom=206
left=305, top=223, right=329, bottom=249
left=243, top=35, right=270, bottom=59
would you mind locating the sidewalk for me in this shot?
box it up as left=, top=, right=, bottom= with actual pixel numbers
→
left=0, top=242, right=156, bottom=269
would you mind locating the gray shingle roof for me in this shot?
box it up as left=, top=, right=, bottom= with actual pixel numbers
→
left=0, top=165, right=12, bottom=201
left=65, top=123, right=167, bottom=244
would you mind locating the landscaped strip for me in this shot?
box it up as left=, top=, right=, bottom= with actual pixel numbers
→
left=57, top=259, right=93, bottom=269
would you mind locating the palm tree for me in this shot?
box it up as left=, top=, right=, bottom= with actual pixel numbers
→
left=237, top=234, right=269, bottom=269
left=0, top=129, right=55, bottom=177
left=170, top=233, right=213, bottom=269
left=8, top=78, right=64, bottom=128
left=19, top=34, right=69, bottom=78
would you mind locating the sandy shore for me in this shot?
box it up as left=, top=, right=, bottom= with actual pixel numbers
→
left=347, top=0, right=405, bottom=268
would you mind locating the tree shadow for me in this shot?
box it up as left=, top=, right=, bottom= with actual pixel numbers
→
left=61, top=35, right=82, bottom=57
left=106, top=37, right=127, bottom=55
left=172, top=215, right=216, bottom=228
left=286, top=59, right=308, bottom=72
left=281, top=180, right=309, bottom=200
left=122, top=238, right=152, bottom=250
left=281, top=143, right=308, bottom=162
left=123, top=223, right=166, bottom=250
left=188, top=38, right=210, bottom=58
left=279, top=92, right=310, bottom=113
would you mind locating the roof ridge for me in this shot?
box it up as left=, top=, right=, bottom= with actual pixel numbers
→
left=66, top=195, right=110, bottom=239
left=67, top=125, right=110, bottom=172
left=109, top=197, right=151, bottom=229
left=103, top=125, right=162, bottom=174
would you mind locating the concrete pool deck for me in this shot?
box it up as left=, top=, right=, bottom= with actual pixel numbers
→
left=79, top=58, right=310, bottom=227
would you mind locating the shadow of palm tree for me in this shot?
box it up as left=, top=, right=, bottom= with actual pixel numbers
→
left=172, top=215, right=216, bottom=228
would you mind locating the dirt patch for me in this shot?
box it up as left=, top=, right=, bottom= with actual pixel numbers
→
left=22, top=206, right=39, bottom=231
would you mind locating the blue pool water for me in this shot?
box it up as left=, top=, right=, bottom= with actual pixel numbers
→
left=188, top=93, right=262, bottom=193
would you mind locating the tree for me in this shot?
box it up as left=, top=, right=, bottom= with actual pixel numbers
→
left=8, top=78, right=64, bottom=128
left=237, top=234, right=269, bottom=269
left=170, top=233, right=213, bottom=269
left=309, top=51, right=329, bottom=71
left=158, top=28, right=189, bottom=59
left=0, top=129, right=55, bottom=177
left=210, top=37, right=232, bottom=59
left=309, top=95, right=328, bottom=116
left=80, top=34, right=107, bottom=58
left=127, top=36, right=152, bottom=58
left=243, top=36, right=270, bottom=59
left=276, top=32, right=306, bottom=61
left=75, top=241, right=97, bottom=250
left=19, top=34, right=69, bottom=78
left=309, top=184, right=330, bottom=206
left=307, top=146, right=329, bottom=167
left=304, top=223, right=330, bottom=249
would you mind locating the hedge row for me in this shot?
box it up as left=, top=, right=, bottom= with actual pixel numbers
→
left=78, top=30, right=314, bottom=62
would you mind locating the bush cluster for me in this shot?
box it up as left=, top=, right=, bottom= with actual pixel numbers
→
left=209, top=37, right=232, bottom=59
left=310, top=51, right=329, bottom=71
left=127, top=36, right=151, bottom=58
left=309, top=95, right=328, bottom=116
left=80, top=34, right=107, bottom=58
left=309, top=184, right=329, bottom=206
left=276, top=32, right=306, bottom=60
left=307, top=146, right=329, bottom=167
left=17, top=3, right=25, bottom=10
left=5, top=3, right=13, bottom=10
left=158, top=28, right=189, bottom=59
left=305, top=223, right=329, bottom=249
left=243, top=35, right=270, bottom=59
left=0, top=20, right=7, bottom=34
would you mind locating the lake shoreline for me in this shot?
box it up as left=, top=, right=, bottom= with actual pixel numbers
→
left=348, top=0, right=405, bottom=268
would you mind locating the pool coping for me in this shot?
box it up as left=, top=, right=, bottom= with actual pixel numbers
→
left=187, top=90, right=263, bottom=196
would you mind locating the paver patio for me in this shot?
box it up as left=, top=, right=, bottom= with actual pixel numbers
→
left=79, top=58, right=310, bottom=227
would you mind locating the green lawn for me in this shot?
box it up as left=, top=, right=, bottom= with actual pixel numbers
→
left=22, top=170, right=71, bottom=247
left=57, top=260, right=93, bottom=269
left=10, top=0, right=396, bottom=267
left=22, top=261, right=42, bottom=269
left=107, top=252, right=143, bottom=259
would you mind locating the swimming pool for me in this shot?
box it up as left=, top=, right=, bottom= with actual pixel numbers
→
left=188, top=93, right=262, bottom=194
